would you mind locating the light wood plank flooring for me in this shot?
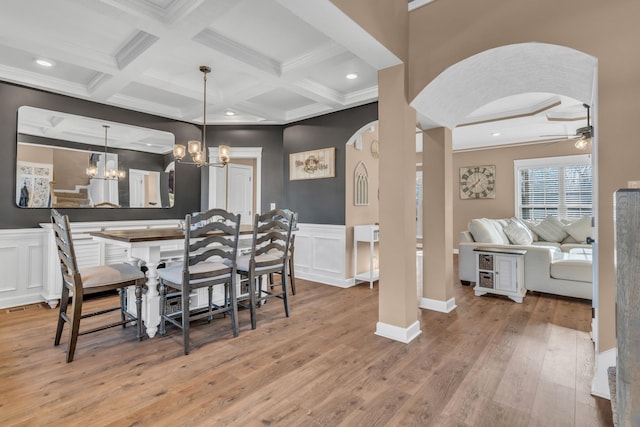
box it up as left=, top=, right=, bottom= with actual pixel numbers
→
left=0, top=269, right=613, bottom=426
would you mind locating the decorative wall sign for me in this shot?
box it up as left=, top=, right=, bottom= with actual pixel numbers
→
left=459, top=165, right=496, bottom=199
left=354, top=161, right=369, bottom=206
left=289, top=147, right=335, bottom=180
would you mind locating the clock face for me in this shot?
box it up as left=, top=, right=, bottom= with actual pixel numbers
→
left=460, top=165, right=496, bottom=199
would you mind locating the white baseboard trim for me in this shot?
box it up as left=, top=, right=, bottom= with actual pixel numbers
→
left=0, top=294, right=46, bottom=310
left=294, top=272, right=355, bottom=288
left=591, top=347, right=616, bottom=400
left=375, top=320, right=421, bottom=344
left=419, top=297, right=457, bottom=313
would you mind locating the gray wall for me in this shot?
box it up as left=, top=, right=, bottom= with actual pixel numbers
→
left=0, top=82, right=204, bottom=228
left=205, top=125, right=284, bottom=214
left=283, top=103, right=378, bottom=225
left=0, top=80, right=373, bottom=228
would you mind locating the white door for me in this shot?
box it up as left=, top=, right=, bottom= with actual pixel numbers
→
left=227, top=164, right=253, bottom=224
left=129, top=170, right=145, bottom=208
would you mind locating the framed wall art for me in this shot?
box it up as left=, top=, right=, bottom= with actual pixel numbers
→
left=289, top=147, right=335, bottom=180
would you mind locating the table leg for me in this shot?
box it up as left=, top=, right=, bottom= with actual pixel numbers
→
left=143, top=261, right=160, bottom=338
left=130, top=246, right=161, bottom=338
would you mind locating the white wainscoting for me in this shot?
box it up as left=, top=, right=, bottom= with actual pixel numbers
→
left=0, top=229, right=48, bottom=309
left=294, top=223, right=352, bottom=288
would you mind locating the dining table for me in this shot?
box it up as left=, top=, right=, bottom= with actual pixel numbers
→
left=90, top=225, right=253, bottom=338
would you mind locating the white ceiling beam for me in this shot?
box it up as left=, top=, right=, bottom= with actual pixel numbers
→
left=276, top=0, right=401, bottom=70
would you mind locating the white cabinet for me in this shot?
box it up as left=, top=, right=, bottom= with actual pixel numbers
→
left=474, top=247, right=526, bottom=303
left=353, top=224, right=379, bottom=288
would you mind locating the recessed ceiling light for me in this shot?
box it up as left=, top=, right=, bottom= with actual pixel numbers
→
left=346, top=73, right=358, bottom=80
left=225, top=110, right=236, bottom=116
left=492, top=132, right=501, bottom=136
left=35, top=58, right=55, bottom=67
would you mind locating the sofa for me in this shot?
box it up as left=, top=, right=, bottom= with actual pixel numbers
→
left=458, top=216, right=593, bottom=300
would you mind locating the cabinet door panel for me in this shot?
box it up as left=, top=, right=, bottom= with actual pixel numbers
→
left=495, top=256, right=517, bottom=292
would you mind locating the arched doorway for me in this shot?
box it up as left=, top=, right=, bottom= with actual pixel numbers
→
left=410, top=42, right=599, bottom=337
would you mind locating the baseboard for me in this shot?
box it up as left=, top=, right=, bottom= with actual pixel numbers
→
left=294, top=272, right=356, bottom=288
left=592, top=347, right=617, bottom=400
left=0, top=294, right=46, bottom=310
left=375, top=320, right=421, bottom=344
left=419, top=297, right=457, bottom=313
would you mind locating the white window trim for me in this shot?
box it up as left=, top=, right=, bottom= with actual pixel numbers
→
left=513, top=154, right=591, bottom=219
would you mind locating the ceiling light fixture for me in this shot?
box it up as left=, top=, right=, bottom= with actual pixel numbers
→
left=574, top=104, right=593, bottom=150
left=35, top=58, right=55, bottom=67
left=346, top=73, right=358, bottom=80
left=492, top=132, right=501, bottom=136
left=86, top=125, right=126, bottom=180
left=173, top=66, right=230, bottom=168
left=225, top=110, right=236, bottom=116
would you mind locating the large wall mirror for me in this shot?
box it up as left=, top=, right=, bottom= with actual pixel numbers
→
left=17, top=106, right=176, bottom=208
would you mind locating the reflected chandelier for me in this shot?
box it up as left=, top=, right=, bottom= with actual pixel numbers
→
left=173, top=66, right=230, bottom=167
left=86, top=125, right=126, bottom=180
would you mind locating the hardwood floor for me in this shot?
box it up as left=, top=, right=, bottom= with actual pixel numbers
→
left=0, top=271, right=613, bottom=426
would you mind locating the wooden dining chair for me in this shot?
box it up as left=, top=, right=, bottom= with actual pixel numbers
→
left=158, top=208, right=241, bottom=355
left=268, top=209, right=298, bottom=295
left=237, top=209, right=293, bottom=329
left=51, top=209, right=145, bottom=363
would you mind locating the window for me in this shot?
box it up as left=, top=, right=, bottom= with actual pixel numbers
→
left=514, top=155, right=592, bottom=220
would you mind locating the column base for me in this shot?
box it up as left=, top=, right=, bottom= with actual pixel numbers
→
left=375, top=320, right=421, bottom=343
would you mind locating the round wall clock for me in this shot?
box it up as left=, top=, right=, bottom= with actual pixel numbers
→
left=459, top=165, right=496, bottom=199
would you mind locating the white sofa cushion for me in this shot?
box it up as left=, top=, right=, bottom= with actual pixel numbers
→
left=531, top=216, right=568, bottom=243
left=550, top=259, right=592, bottom=282
left=564, top=215, right=591, bottom=243
left=503, top=218, right=534, bottom=245
left=469, top=218, right=508, bottom=244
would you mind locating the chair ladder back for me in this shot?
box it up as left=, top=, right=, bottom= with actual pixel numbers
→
left=51, top=209, right=81, bottom=289
left=250, top=209, right=293, bottom=268
left=183, top=209, right=241, bottom=280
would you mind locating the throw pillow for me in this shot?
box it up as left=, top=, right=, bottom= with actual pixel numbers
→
left=564, top=215, right=591, bottom=243
left=531, top=215, right=568, bottom=243
left=489, top=219, right=511, bottom=245
left=469, top=218, right=504, bottom=244
left=503, top=219, right=534, bottom=245
left=521, top=219, right=540, bottom=241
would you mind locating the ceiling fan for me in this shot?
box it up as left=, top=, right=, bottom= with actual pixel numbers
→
left=540, top=103, right=593, bottom=149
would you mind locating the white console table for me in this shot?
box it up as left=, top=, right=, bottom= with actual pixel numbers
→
left=353, top=224, right=379, bottom=288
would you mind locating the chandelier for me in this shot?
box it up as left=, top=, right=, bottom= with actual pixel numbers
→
left=173, top=65, right=230, bottom=167
left=86, top=125, right=126, bottom=180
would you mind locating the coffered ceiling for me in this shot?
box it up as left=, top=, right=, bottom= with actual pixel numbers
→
left=0, top=0, right=397, bottom=126
left=1, top=0, right=590, bottom=150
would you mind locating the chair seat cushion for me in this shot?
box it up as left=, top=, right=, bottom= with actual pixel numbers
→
left=234, top=253, right=283, bottom=273
left=80, top=264, right=145, bottom=288
left=158, top=261, right=229, bottom=285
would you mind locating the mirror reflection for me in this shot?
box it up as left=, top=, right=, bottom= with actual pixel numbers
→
left=17, top=106, right=176, bottom=208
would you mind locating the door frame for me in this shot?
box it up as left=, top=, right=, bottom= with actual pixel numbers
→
left=208, top=146, right=262, bottom=212
left=227, top=163, right=254, bottom=224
